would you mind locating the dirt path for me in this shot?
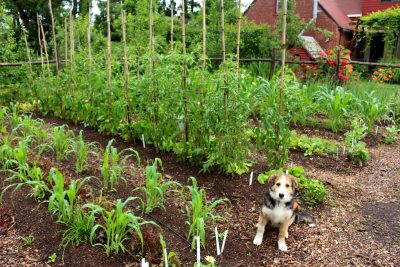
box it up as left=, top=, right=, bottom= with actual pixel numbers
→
left=1, top=115, right=399, bottom=266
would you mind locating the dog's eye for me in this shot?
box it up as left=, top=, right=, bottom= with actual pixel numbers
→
left=276, top=183, right=281, bottom=186
left=286, top=184, right=290, bottom=188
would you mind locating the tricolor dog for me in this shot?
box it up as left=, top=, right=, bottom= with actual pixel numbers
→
left=253, top=173, right=316, bottom=251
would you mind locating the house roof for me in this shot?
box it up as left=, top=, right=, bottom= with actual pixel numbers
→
left=319, top=0, right=355, bottom=31
left=336, top=0, right=362, bottom=16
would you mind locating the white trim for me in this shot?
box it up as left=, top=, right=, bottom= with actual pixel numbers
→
left=347, top=13, right=362, bottom=18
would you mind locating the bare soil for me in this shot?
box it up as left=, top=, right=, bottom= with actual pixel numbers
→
left=1, top=114, right=399, bottom=267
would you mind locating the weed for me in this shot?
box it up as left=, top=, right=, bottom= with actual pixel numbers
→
left=47, top=253, right=57, bottom=264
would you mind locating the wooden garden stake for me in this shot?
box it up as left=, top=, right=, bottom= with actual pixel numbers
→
left=170, top=1, right=174, bottom=51
left=88, top=1, right=94, bottom=110
left=182, top=0, right=189, bottom=143
left=121, top=6, right=131, bottom=126
left=149, top=0, right=157, bottom=127
left=70, top=10, right=74, bottom=73
left=64, top=16, right=68, bottom=67
left=48, top=0, right=59, bottom=73
left=37, top=14, right=45, bottom=81
left=39, top=19, right=51, bottom=75
left=236, top=0, right=242, bottom=77
left=20, top=18, right=33, bottom=78
left=221, top=0, right=228, bottom=118
left=201, top=0, right=206, bottom=110
left=106, top=0, right=112, bottom=121
left=279, top=0, right=288, bottom=114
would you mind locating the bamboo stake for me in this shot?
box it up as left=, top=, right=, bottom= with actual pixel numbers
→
left=106, top=0, right=112, bottom=120
left=48, top=0, right=59, bottom=73
left=236, top=0, right=242, bottom=78
left=64, top=16, right=68, bottom=67
left=149, top=0, right=157, bottom=125
left=121, top=4, right=131, bottom=126
left=39, top=19, right=51, bottom=75
left=221, top=0, right=227, bottom=118
left=170, top=1, right=174, bottom=52
left=88, top=0, right=94, bottom=114
left=182, top=0, right=189, bottom=143
left=37, top=14, right=45, bottom=78
left=69, top=10, right=74, bottom=75
left=279, top=0, right=288, bottom=114
left=201, top=0, right=206, bottom=109
left=20, top=18, right=33, bottom=78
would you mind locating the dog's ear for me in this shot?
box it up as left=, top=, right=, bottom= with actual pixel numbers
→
left=288, top=175, right=299, bottom=190
left=267, top=173, right=280, bottom=188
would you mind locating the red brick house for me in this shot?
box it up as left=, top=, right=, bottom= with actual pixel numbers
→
left=245, top=0, right=400, bottom=59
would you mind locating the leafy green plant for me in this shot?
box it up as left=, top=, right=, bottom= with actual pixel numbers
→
left=141, top=158, right=182, bottom=213
left=257, top=165, right=328, bottom=207
left=47, top=253, right=57, bottom=264
left=90, top=197, right=156, bottom=256
left=344, top=119, right=370, bottom=164
left=159, top=234, right=181, bottom=267
left=52, top=125, right=73, bottom=162
left=186, top=177, right=227, bottom=249
left=384, top=125, right=399, bottom=144
left=101, top=139, right=139, bottom=190
left=356, top=92, right=388, bottom=131
left=290, top=131, right=338, bottom=156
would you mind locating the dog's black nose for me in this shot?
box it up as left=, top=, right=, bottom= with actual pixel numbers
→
left=279, top=193, right=284, bottom=199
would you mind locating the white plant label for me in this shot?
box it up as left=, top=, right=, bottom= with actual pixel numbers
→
left=196, top=236, right=201, bottom=266
left=164, top=248, right=168, bottom=267
left=142, top=134, right=146, bottom=148
left=285, top=169, right=288, bottom=174
left=249, top=171, right=253, bottom=186
left=215, top=226, right=221, bottom=255
left=221, top=230, right=228, bottom=253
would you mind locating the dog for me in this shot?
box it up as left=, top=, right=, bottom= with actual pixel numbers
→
left=253, top=173, right=316, bottom=251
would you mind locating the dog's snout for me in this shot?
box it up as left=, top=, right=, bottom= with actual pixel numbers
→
left=279, top=193, right=284, bottom=199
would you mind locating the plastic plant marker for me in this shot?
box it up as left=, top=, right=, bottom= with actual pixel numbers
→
left=375, top=126, right=379, bottom=135
left=196, top=236, right=200, bottom=266
left=249, top=171, right=253, bottom=186
left=164, top=248, right=168, bottom=267
left=221, top=230, right=228, bottom=253
left=285, top=169, right=288, bottom=174
left=142, top=134, right=146, bottom=148
left=343, top=146, right=346, bottom=155
left=215, top=226, right=221, bottom=255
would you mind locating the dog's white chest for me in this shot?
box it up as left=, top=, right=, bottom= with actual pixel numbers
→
left=262, top=204, right=293, bottom=226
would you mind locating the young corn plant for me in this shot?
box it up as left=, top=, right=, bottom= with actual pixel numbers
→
left=60, top=203, right=102, bottom=249
left=141, top=158, right=183, bottom=213
left=48, top=168, right=91, bottom=224
left=101, top=139, right=139, bottom=190
left=186, top=177, right=227, bottom=249
left=52, top=125, right=73, bottom=162
left=71, top=130, right=98, bottom=174
left=90, top=197, right=157, bottom=256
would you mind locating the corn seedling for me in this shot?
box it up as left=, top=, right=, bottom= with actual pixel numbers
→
left=101, top=139, right=140, bottom=190
left=90, top=197, right=157, bottom=256
left=52, top=125, right=73, bottom=162
left=48, top=168, right=91, bottom=224
left=71, top=130, right=98, bottom=174
left=140, top=158, right=183, bottom=213
left=186, top=177, right=227, bottom=249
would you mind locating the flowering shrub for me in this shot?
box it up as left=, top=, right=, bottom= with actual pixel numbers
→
left=318, top=48, right=351, bottom=84
left=371, top=68, right=395, bottom=83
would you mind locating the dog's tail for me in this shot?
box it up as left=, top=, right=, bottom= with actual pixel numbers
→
left=295, top=212, right=316, bottom=227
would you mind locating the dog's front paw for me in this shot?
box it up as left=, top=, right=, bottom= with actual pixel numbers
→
left=278, top=240, right=288, bottom=252
left=253, top=235, right=263, bottom=245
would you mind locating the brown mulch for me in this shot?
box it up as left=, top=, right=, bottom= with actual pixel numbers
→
left=1, top=114, right=399, bottom=267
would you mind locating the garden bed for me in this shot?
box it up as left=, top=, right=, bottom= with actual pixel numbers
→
left=1, top=114, right=399, bottom=266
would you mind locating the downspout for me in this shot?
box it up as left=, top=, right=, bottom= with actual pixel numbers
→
left=299, top=0, right=318, bottom=36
